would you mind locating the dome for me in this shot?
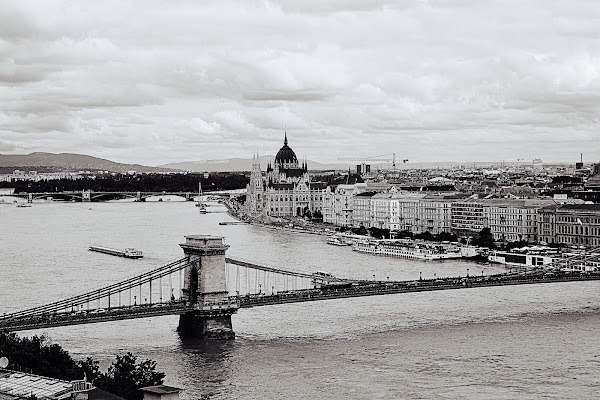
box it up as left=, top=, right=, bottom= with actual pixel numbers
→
left=274, top=133, right=298, bottom=165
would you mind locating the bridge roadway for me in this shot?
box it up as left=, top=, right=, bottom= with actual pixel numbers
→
left=2, top=270, right=599, bottom=332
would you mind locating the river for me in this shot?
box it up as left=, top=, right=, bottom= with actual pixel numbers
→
left=1, top=201, right=599, bottom=399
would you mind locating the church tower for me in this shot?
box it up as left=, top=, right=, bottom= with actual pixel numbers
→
left=246, top=152, right=264, bottom=216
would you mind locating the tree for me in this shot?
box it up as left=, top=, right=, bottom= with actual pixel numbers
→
left=473, top=227, right=496, bottom=249
left=0, top=331, right=164, bottom=400
left=414, top=231, right=434, bottom=241
left=303, top=206, right=312, bottom=220
left=312, top=210, right=323, bottom=223
left=95, top=352, right=165, bottom=400
left=0, top=331, right=78, bottom=380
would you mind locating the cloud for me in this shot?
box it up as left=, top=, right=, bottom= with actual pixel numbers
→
left=0, top=0, right=598, bottom=165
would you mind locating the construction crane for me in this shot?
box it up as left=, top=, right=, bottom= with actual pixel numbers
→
left=338, top=153, right=407, bottom=171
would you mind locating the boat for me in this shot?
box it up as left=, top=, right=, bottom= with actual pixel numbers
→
left=219, top=221, right=247, bottom=225
left=352, top=238, right=465, bottom=261
left=16, top=203, right=32, bottom=207
left=88, top=245, right=143, bottom=259
left=327, top=236, right=351, bottom=246
left=198, top=204, right=207, bottom=214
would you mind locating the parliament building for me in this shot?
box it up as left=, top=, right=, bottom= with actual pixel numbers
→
left=245, top=133, right=325, bottom=221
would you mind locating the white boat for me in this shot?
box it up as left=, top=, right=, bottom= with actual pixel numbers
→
left=89, top=245, right=143, bottom=259
left=16, top=203, right=32, bottom=208
left=352, top=238, right=464, bottom=261
left=327, top=236, right=351, bottom=246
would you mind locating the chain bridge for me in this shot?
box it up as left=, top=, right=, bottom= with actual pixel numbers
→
left=1, top=236, right=599, bottom=339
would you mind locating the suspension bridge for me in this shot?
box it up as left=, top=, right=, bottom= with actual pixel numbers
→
left=1, top=236, right=599, bottom=339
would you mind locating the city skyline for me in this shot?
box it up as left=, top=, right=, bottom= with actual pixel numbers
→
left=1, top=0, right=599, bottom=166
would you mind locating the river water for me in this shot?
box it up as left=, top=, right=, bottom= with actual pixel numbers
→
left=1, top=201, right=599, bottom=399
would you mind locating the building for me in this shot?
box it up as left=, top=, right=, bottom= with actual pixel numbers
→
left=416, top=193, right=467, bottom=234
left=245, top=133, right=324, bottom=221
left=352, top=191, right=377, bottom=228
left=485, top=199, right=555, bottom=242
left=552, top=204, right=600, bottom=247
left=141, top=385, right=182, bottom=400
left=0, top=369, right=122, bottom=400
left=451, top=198, right=485, bottom=235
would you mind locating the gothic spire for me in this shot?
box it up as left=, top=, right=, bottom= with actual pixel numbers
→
left=284, top=129, right=288, bottom=146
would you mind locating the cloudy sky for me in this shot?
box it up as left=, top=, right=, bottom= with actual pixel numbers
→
left=1, top=0, right=599, bottom=166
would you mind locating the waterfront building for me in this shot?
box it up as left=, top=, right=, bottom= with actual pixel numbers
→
left=393, top=192, right=427, bottom=233
left=371, top=192, right=394, bottom=229
left=245, top=133, right=325, bottom=221
left=353, top=191, right=377, bottom=228
left=329, top=184, right=356, bottom=227
left=485, top=199, right=556, bottom=242
left=416, top=193, right=468, bottom=234
left=547, top=204, right=600, bottom=247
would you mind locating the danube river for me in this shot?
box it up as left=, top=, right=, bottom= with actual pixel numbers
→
left=1, top=201, right=599, bottom=399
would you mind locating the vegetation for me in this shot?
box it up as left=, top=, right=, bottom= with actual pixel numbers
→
left=0, top=331, right=164, bottom=400
left=0, top=172, right=249, bottom=193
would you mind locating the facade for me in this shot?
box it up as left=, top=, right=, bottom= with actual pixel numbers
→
left=485, top=199, right=555, bottom=242
left=352, top=191, right=377, bottom=228
left=245, top=133, right=323, bottom=220
left=416, top=194, right=466, bottom=234
left=553, top=204, right=600, bottom=247
left=451, top=199, right=486, bottom=234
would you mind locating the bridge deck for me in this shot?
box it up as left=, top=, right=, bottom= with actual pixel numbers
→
left=2, top=271, right=598, bottom=332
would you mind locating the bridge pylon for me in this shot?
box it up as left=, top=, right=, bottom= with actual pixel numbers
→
left=177, top=235, right=236, bottom=339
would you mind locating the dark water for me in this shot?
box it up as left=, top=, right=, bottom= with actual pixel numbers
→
left=1, top=201, right=599, bottom=399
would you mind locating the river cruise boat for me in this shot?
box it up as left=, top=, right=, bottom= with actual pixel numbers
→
left=89, top=245, right=143, bottom=259
left=352, top=238, right=469, bottom=261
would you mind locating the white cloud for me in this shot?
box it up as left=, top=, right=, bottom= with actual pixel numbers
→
left=0, top=0, right=598, bottom=165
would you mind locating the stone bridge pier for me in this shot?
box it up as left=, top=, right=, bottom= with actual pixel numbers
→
left=177, top=235, right=236, bottom=339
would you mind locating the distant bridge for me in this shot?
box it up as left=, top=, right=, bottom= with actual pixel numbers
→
left=1, top=237, right=598, bottom=338
left=4, top=189, right=246, bottom=203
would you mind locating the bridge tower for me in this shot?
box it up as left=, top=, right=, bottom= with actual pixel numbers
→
left=177, top=235, right=236, bottom=339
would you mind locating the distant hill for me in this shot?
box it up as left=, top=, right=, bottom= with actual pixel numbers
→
left=158, top=157, right=502, bottom=172
left=159, top=156, right=353, bottom=172
left=0, top=153, right=178, bottom=173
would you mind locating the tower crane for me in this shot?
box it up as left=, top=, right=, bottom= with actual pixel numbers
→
left=338, top=153, right=407, bottom=171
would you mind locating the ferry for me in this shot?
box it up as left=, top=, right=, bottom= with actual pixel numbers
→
left=326, top=236, right=351, bottom=246
left=88, top=245, right=143, bottom=259
left=352, top=238, right=470, bottom=261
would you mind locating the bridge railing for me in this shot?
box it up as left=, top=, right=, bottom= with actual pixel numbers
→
left=0, top=257, right=193, bottom=320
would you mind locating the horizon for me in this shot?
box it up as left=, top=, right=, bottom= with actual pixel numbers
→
left=0, top=151, right=593, bottom=170
left=0, top=1, right=599, bottom=165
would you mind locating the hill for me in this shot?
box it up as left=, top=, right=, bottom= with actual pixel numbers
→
left=158, top=156, right=353, bottom=172
left=0, top=153, right=178, bottom=173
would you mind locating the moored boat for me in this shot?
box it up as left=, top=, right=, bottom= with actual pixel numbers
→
left=327, top=236, right=351, bottom=246
left=352, top=238, right=465, bottom=261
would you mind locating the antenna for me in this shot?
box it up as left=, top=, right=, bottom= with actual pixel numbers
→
left=0, top=357, right=9, bottom=368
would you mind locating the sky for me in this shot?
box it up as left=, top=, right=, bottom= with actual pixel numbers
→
left=0, top=0, right=599, bottom=166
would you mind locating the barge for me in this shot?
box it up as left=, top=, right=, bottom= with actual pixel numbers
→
left=88, top=245, right=143, bottom=259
